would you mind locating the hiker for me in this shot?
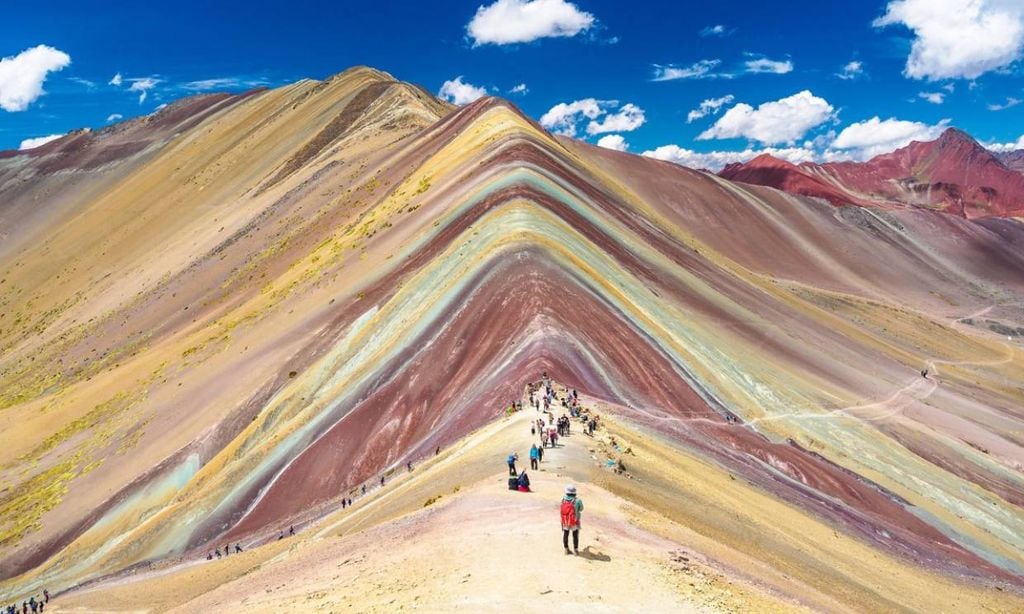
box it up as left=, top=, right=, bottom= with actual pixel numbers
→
left=436, top=446, right=440, bottom=456
left=407, top=461, right=413, bottom=472
left=507, top=452, right=519, bottom=476
left=541, top=430, right=549, bottom=448
left=224, top=543, right=229, bottom=556
left=362, top=484, right=367, bottom=495
left=235, top=543, right=242, bottom=553
left=278, top=531, right=285, bottom=541
left=549, top=427, right=558, bottom=447
left=517, top=471, right=531, bottom=492
left=41, top=592, right=48, bottom=606
left=216, top=547, right=222, bottom=557
left=380, top=475, right=385, bottom=487
left=560, top=484, right=584, bottom=555
left=207, top=552, right=213, bottom=560
left=530, top=444, right=539, bottom=470
left=289, top=525, right=295, bottom=536
left=342, top=498, right=347, bottom=509
left=536, top=444, right=544, bottom=463
left=921, top=368, right=928, bottom=379
left=348, top=498, right=353, bottom=507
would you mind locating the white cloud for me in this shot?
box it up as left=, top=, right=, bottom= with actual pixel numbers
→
left=687, top=94, right=735, bottom=123
left=837, top=60, right=864, bottom=80
left=540, top=99, right=644, bottom=137
left=585, top=102, right=645, bottom=134
left=467, top=0, right=595, bottom=46
left=539, top=98, right=605, bottom=136
left=109, top=72, right=122, bottom=86
left=830, top=116, right=950, bottom=159
left=652, top=59, right=725, bottom=81
left=438, top=76, right=488, bottom=105
left=874, top=0, right=1024, bottom=80
left=641, top=144, right=818, bottom=171
left=106, top=113, right=123, bottom=122
left=69, top=76, right=96, bottom=88
left=700, top=24, right=728, bottom=37
left=0, top=45, right=71, bottom=112
left=18, top=133, right=63, bottom=150
left=180, top=77, right=269, bottom=91
left=698, top=90, right=835, bottom=145
left=127, top=77, right=160, bottom=104
left=988, top=96, right=1021, bottom=110
left=919, top=91, right=946, bottom=103
left=744, top=57, right=794, bottom=74
left=986, top=134, right=1024, bottom=151
left=596, top=134, right=628, bottom=151
left=509, top=83, right=529, bottom=95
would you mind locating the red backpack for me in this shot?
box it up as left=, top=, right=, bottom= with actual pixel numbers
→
left=560, top=499, right=577, bottom=526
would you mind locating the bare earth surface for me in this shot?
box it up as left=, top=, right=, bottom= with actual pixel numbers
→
left=49, top=391, right=1021, bottom=612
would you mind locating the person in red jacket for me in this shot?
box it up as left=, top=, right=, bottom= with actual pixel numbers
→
left=560, top=484, right=584, bottom=555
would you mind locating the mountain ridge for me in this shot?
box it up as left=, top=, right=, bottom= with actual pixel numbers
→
left=720, top=127, right=1024, bottom=218
left=1, top=67, right=1023, bottom=609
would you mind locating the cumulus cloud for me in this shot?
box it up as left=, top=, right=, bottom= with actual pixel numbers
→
left=837, top=60, right=865, bottom=80
left=686, top=94, right=735, bottom=123
left=509, top=83, right=529, bottom=95
left=585, top=103, right=645, bottom=134
left=109, top=72, right=122, bottom=86
left=106, top=113, right=123, bottom=122
left=127, top=77, right=160, bottom=104
left=651, top=59, right=725, bottom=81
left=0, top=45, right=71, bottom=112
left=874, top=0, right=1024, bottom=80
left=744, top=56, right=794, bottom=74
left=438, top=76, right=488, bottom=105
left=467, top=0, right=595, bottom=46
left=539, top=98, right=605, bottom=136
left=641, top=144, right=818, bottom=171
left=540, top=99, right=645, bottom=137
left=18, top=133, right=63, bottom=150
left=830, top=116, right=950, bottom=159
left=918, top=91, right=946, bottom=103
left=596, top=134, right=628, bottom=151
left=698, top=90, right=835, bottom=145
left=988, top=96, right=1021, bottom=110
left=700, top=24, right=729, bottom=37
left=986, top=134, right=1024, bottom=151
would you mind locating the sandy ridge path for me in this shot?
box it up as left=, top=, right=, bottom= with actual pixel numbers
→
left=52, top=398, right=792, bottom=613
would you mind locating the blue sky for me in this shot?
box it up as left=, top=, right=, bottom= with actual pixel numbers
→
left=2, top=0, right=1023, bottom=167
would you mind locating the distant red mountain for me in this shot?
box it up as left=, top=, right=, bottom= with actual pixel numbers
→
left=995, top=149, right=1024, bottom=173
left=719, top=128, right=1024, bottom=218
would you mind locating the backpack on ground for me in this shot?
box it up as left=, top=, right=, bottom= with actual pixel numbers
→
left=560, top=499, right=577, bottom=526
left=508, top=477, right=519, bottom=490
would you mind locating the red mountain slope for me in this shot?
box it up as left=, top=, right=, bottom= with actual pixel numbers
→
left=720, top=128, right=1024, bottom=218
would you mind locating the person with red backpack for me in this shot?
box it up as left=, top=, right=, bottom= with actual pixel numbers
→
left=560, top=484, right=584, bottom=555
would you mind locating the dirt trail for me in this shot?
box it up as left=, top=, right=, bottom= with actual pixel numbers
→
left=51, top=392, right=794, bottom=613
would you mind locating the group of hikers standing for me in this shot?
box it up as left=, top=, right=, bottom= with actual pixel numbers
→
left=6, top=590, right=48, bottom=614
left=507, top=375, right=590, bottom=555
left=207, top=542, right=244, bottom=560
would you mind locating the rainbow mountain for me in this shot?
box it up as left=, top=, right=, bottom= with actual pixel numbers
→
left=1, top=67, right=1023, bottom=611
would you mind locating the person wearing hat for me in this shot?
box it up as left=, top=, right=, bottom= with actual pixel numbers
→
left=559, top=484, right=584, bottom=554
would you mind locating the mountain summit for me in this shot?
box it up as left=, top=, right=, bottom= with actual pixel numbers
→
left=2, top=68, right=1023, bottom=611
left=720, top=127, right=1024, bottom=218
